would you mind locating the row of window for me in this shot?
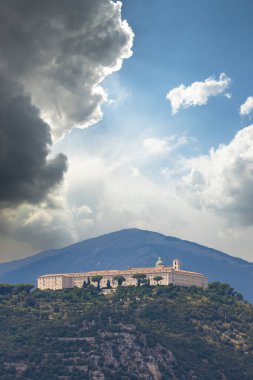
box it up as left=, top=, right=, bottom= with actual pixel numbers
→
left=39, top=274, right=206, bottom=289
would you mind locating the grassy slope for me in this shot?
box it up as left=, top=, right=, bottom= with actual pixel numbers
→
left=0, top=283, right=253, bottom=379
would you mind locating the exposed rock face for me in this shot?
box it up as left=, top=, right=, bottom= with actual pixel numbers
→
left=96, top=327, right=177, bottom=379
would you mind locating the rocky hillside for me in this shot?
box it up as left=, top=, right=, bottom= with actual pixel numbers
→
left=1, top=229, right=253, bottom=302
left=1, top=282, right=253, bottom=379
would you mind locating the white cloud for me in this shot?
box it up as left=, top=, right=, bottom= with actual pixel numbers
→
left=0, top=134, right=200, bottom=260
left=143, top=135, right=188, bottom=155
left=182, top=125, right=253, bottom=226
left=240, top=96, right=253, bottom=116
left=129, top=167, right=140, bottom=178
left=3, top=135, right=253, bottom=262
left=143, top=138, right=169, bottom=155
left=166, top=73, right=231, bottom=114
left=0, top=0, right=134, bottom=139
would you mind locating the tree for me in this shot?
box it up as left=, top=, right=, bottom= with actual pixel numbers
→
left=153, top=276, right=164, bottom=285
left=132, top=273, right=147, bottom=287
left=0, top=284, right=15, bottom=295
left=82, top=280, right=87, bottom=289
left=14, top=284, right=34, bottom=294
left=113, top=276, right=126, bottom=286
left=91, top=275, right=103, bottom=290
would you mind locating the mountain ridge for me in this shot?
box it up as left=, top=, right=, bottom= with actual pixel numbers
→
left=0, top=228, right=253, bottom=302
left=1, top=228, right=250, bottom=268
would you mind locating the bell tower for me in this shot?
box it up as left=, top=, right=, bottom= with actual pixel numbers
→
left=173, top=259, right=181, bottom=270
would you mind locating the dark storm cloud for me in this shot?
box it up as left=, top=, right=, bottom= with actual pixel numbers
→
left=0, top=0, right=133, bottom=138
left=0, top=0, right=133, bottom=206
left=0, top=76, right=67, bottom=206
left=0, top=0, right=133, bottom=256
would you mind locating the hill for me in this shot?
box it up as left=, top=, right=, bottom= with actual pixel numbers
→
left=0, top=228, right=253, bottom=302
left=0, top=283, right=253, bottom=379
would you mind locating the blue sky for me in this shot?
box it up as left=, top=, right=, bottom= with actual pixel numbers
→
left=63, top=0, right=253, bottom=153
left=1, top=0, right=253, bottom=261
left=120, top=0, right=253, bottom=147
left=55, top=0, right=253, bottom=260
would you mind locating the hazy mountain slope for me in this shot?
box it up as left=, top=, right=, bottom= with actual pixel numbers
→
left=1, top=228, right=253, bottom=302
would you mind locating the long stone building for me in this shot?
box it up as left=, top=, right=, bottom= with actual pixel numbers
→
left=37, top=258, right=208, bottom=290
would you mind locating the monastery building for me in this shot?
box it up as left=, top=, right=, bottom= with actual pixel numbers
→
left=38, top=258, right=208, bottom=290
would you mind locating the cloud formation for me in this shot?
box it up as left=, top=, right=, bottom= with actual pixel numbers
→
left=2, top=125, right=253, bottom=261
left=0, top=0, right=134, bottom=139
left=182, top=125, right=253, bottom=226
left=0, top=0, right=135, bottom=261
left=143, top=135, right=189, bottom=156
left=0, top=76, right=67, bottom=207
left=166, top=73, right=231, bottom=114
left=240, top=96, right=253, bottom=116
left=0, top=0, right=133, bottom=212
left=143, top=138, right=170, bottom=155
left=0, top=132, right=192, bottom=257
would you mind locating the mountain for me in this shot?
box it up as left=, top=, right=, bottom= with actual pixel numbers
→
left=1, top=228, right=253, bottom=302
left=1, top=283, right=253, bottom=379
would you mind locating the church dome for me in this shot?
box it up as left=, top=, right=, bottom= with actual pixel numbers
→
left=156, top=256, right=164, bottom=267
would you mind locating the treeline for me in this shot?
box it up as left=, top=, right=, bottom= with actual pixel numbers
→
left=0, top=283, right=34, bottom=295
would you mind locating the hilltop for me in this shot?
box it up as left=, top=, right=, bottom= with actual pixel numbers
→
left=0, top=229, right=253, bottom=302
left=0, top=282, right=253, bottom=379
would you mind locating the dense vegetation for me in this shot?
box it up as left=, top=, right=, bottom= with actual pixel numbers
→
left=0, top=282, right=253, bottom=379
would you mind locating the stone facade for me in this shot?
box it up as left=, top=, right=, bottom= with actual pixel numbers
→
left=37, top=258, right=208, bottom=290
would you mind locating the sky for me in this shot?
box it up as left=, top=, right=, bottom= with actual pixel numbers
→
left=1, top=0, right=253, bottom=262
